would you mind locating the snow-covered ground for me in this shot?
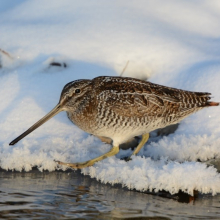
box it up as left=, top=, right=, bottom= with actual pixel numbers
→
left=1, top=0, right=220, bottom=195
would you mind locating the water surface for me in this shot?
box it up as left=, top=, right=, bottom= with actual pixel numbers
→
left=0, top=170, right=219, bottom=219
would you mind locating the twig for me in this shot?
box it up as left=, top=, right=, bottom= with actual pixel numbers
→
left=0, top=48, right=13, bottom=59
left=120, top=60, right=129, bottom=77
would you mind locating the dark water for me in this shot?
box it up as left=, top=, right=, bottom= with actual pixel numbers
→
left=0, top=170, right=220, bottom=219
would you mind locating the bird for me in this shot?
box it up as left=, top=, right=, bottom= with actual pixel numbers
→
left=9, top=76, right=219, bottom=169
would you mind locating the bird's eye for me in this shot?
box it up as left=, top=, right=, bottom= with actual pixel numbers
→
left=75, top=89, right=80, bottom=94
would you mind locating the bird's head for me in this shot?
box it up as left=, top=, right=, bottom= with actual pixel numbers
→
left=9, top=79, right=92, bottom=145
left=59, top=79, right=92, bottom=110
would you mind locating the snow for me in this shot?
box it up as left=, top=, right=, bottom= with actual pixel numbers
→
left=1, top=0, right=220, bottom=196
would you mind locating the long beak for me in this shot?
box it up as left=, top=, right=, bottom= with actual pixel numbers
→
left=9, top=104, right=63, bottom=145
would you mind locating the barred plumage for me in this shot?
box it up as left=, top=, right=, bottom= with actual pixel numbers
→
left=9, top=76, right=219, bottom=169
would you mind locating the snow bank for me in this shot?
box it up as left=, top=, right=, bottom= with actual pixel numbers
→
left=0, top=0, right=220, bottom=195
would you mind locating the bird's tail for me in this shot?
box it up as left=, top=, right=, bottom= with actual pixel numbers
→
left=192, top=92, right=219, bottom=107
left=207, top=101, right=219, bottom=106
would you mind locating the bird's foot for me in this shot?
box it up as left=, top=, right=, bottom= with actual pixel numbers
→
left=54, top=160, right=88, bottom=169
left=54, top=145, right=120, bottom=169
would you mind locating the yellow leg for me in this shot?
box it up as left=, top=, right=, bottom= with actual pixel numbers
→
left=127, top=133, right=149, bottom=160
left=56, top=145, right=119, bottom=169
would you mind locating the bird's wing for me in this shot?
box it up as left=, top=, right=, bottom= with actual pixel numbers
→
left=99, top=88, right=180, bottom=118
left=95, top=77, right=183, bottom=117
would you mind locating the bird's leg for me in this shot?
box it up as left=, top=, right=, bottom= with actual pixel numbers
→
left=56, top=145, right=119, bottom=169
left=127, top=133, right=149, bottom=160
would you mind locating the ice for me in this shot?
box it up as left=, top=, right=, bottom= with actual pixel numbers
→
left=0, top=0, right=220, bottom=196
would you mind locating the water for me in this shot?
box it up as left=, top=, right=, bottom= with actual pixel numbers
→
left=0, top=170, right=220, bottom=219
